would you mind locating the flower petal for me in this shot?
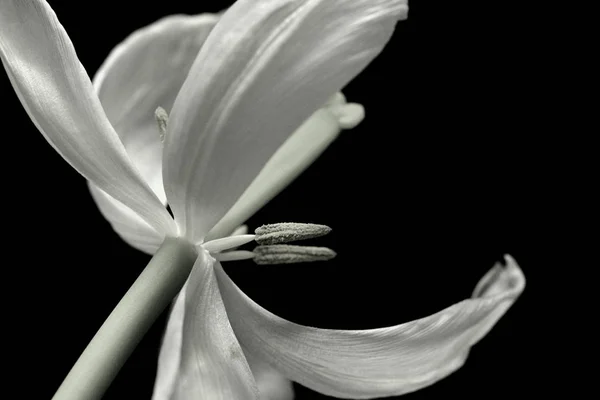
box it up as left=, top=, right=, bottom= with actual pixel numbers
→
left=93, top=13, right=220, bottom=202
left=206, top=93, right=364, bottom=240
left=0, top=0, right=175, bottom=235
left=164, top=0, right=409, bottom=242
left=153, top=252, right=259, bottom=400
left=216, top=255, right=525, bottom=399
left=246, top=351, right=295, bottom=400
left=88, top=183, right=163, bottom=254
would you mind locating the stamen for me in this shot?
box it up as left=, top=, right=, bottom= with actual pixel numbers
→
left=203, top=234, right=256, bottom=253
left=253, top=244, right=336, bottom=265
left=214, top=250, right=255, bottom=262
left=255, top=223, right=331, bottom=245
left=155, top=106, right=168, bottom=142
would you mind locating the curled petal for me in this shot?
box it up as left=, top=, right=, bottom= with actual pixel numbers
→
left=153, top=254, right=259, bottom=400
left=164, top=0, right=408, bottom=242
left=216, top=255, right=525, bottom=399
left=0, top=0, right=175, bottom=235
left=93, top=13, right=220, bottom=202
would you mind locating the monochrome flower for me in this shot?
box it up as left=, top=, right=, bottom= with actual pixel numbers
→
left=1, top=1, right=525, bottom=399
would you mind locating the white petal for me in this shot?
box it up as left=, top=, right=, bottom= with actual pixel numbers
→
left=245, top=351, right=295, bottom=400
left=88, top=183, right=163, bottom=254
left=216, top=255, right=525, bottom=399
left=0, top=0, right=175, bottom=235
left=206, top=93, right=364, bottom=240
left=93, top=13, right=220, bottom=202
left=153, top=252, right=259, bottom=400
left=164, top=0, right=409, bottom=242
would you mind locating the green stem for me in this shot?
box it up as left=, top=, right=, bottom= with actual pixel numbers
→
left=52, top=237, right=197, bottom=400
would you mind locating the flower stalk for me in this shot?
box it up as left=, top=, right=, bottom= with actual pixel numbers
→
left=52, top=237, right=197, bottom=400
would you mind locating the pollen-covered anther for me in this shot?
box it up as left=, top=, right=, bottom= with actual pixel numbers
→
left=255, top=222, right=332, bottom=245
left=253, top=244, right=336, bottom=265
left=155, top=106, right=169, bottom=142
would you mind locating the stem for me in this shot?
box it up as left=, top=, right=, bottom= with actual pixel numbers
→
left=52, top=237, right=197, bottom=400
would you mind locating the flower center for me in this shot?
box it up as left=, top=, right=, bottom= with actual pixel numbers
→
left=201, top=223, right=336, bottom=265
left=153, top=110, right=336, bottom=265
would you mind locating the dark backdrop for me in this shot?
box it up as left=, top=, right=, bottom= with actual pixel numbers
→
left=2, top=1, right=557, bottom=399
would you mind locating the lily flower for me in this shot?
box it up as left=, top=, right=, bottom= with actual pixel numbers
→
left=1, top=1, right=525, bottom=400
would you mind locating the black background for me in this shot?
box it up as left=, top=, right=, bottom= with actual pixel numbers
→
left=1, top=0, right=570, bottom=399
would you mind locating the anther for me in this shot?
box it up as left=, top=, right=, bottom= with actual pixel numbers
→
left=155, top=106, right=169, bottom=142
left=255, top=223, right=332, bottom=245
left=253, top=244, right=336, bottom=265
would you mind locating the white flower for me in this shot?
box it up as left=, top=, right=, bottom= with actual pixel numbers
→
left=1, top=1, right=525, bottom=400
